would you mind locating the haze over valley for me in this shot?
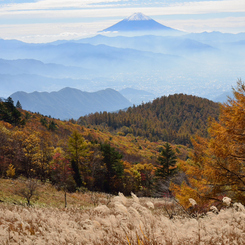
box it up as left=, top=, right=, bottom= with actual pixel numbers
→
left=0, top=12, right=244, bottom=118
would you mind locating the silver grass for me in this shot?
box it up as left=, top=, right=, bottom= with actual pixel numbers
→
left=1, top=194, right=245, bottom=244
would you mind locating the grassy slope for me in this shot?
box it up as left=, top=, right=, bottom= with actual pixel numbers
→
left=0, top=178, right=108, bottom=208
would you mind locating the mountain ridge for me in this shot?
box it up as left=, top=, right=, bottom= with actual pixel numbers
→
left=75, top=34, right=215, bottom=55
left=0, top=58, right=89, bottom=78
left=10, top=87, right=132, bottom=120
left=0, top=30, right=244, bottom=101
left=78, top=93, right=220, bottom=145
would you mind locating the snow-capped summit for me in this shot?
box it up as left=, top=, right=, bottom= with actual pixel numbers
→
left=125, top=13, right=152, bottom=21
left=101, top=13, right=183, bottom=35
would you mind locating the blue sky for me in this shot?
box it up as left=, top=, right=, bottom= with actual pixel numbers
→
left=0, top=0, right=245, bottom=43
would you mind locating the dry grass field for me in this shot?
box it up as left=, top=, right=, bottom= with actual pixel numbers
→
left=0, top=179, right=245, bottom=244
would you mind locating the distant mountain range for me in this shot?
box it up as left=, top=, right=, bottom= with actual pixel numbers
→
left=213, top=91, right=233, bottom=103
left=0, top=58, right=88, bottom=78
left=0, top=73, right=92, bottom=98
left=75, top=34, right=215, bottom=56
left=0, top=13, right=244, bottom=103
left=10, top=88, right=132, bottom=120
left=0, top=41, right=181, bottom=73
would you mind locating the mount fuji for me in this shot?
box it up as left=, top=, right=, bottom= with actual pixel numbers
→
left=102, top=13, right=183, bottom=35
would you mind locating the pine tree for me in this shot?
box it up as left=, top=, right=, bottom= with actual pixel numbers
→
left=100, top=143, right=124, bottom=193
left=16, top=100, right=22, bottom=109
left=48, top=120, right=57, bottom=131
left=156, top=143, right=177, bottom=178
left=4, top=97, right=15, bottom=111
left=0, top=97, right=22, bottom=125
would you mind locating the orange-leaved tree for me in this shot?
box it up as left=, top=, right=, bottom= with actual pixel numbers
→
left=50, top=147, right=75, bottom=207
left=171, top=80, right=245, bottom=208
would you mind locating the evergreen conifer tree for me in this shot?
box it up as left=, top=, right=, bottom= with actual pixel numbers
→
left=0, top=97, right=22, bottom=125
left=156, top=142, right=177, bottom=178
left=100, top=143, right=124, bottom=193
left=16, top=100, right=22, bottom=109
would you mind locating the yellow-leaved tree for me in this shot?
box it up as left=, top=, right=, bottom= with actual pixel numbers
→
left=171, top=80, right=245, bottom=209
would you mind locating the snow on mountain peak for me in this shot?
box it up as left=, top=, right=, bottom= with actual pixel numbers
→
left=125, top=13, right=152, bottom=21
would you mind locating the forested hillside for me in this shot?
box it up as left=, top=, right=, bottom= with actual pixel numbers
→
left=1, top=80, right=245, bottom=214
left=78, top=93, right=220, bottom=145
left=0, top=97, right=189, bottom=197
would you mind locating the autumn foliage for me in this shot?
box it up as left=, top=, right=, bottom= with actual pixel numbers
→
left=2, top=81, right=244, bottom=209
left=0, top=98, right=191, bottom=197
left=78, top=93, right=220, bottom=145
left=172, top=80, right=245, bottom=208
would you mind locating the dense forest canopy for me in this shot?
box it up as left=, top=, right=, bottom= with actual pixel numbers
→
left=78, top=93, right=220, bottom=145
left=0, top=98, right=189, bottom=196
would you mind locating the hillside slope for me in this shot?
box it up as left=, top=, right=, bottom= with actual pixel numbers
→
left=0, top=100, right=190, bottom=196
left=78, top=93, right=220, bottom=145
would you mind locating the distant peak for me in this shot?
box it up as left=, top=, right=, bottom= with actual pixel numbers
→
left=125, top=13, right=152, bottom=21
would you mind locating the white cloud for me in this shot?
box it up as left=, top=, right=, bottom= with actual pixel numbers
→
left=0, top=0, right=124, bottom=11
left=164, top=0, right=245, bottom=15
left=0, top=21, right=113, bottom=43
left=0, top=0, right=244, bottom=20
left=0, top=0, right=244, bottom=13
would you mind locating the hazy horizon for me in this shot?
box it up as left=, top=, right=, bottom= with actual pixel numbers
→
left=0, top=0, right=245, bottom=43
left=0, top=0, right=244, bottom=108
